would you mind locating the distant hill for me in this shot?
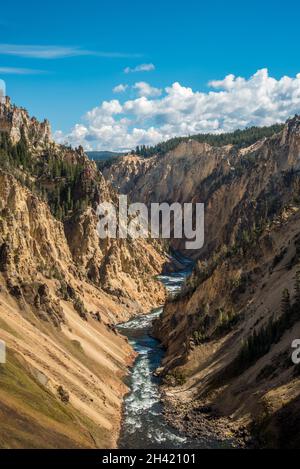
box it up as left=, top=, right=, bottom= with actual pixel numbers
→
left=133, top=123, right=285, bottom=158
left=86, top=151, right=126, bottom=161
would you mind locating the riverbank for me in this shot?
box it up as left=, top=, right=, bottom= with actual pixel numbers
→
left=161, top=391, right=253, bottom=448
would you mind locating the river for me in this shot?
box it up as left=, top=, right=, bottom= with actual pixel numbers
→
left=117, top=255, right=228, bottom=449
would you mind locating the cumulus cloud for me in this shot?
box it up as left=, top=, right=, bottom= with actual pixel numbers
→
left=133, top=81, right=162, bottom=97
left=113, top=84, right=128, bottom=93
left=124, top=63, right=155, bottom=73
left=55, top=69, right=300, bottom=151
left=113, top=81, right=161, bottom=97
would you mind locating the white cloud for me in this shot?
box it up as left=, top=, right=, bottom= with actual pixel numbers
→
left=0, top=44, right=93, bottom=59
left=114, top=81, right=161, bottom=96
left=55, top=69, right=300, bottom=151
left=124, top=63, right=155, bottom=74
left=0, top=67, right=46, bottom=74
left=209, top=74, right=237, bottom=90
left=133, top=81, right=162, bottom=97
left=88, top=99, right=123, bottom=118
left=113, top=84, right=128, bottom=93
left=0, top=44, right=141, bottom=59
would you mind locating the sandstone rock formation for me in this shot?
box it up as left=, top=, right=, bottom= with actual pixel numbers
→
left=0, top=96, right=51, bottom=148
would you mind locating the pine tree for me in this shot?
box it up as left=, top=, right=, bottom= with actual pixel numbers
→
left=67, top=186, right=71, bottom=208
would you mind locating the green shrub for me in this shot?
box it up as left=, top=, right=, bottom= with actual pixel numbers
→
left=164, top=369, right=186, bottom=387
left=73, top=296, right=88, bottom=320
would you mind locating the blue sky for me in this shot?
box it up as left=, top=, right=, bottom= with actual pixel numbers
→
left=1, top=0, right=300, bottom=150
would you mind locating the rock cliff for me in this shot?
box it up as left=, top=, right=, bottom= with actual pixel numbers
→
left=0, top=96, right=51, bottom=149
left=0, top=98, right=166, bottom=448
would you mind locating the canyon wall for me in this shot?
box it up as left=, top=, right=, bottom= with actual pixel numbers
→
left=105, top=118, right=300, bottom=447
left=0, top=98, right=166, bottom=448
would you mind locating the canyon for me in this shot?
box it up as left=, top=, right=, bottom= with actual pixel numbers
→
left=1, top=96, right=300, bottom=448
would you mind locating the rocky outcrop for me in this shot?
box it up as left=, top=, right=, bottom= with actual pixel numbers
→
left=0, top=171, right=72, bottom=280
left=64, top=178, right=166, bottom=318
left=0, top=96, right=51, bottom=149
